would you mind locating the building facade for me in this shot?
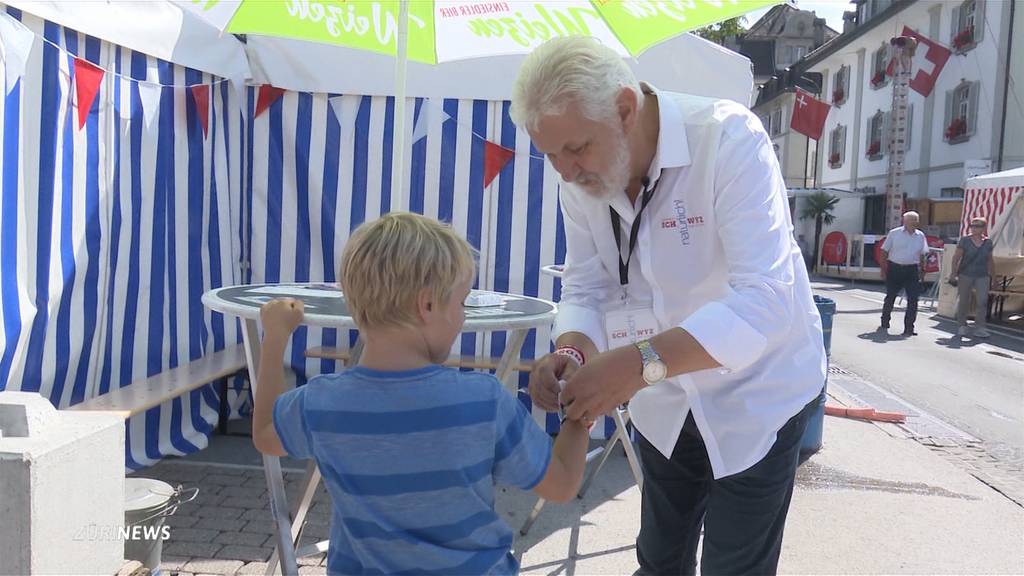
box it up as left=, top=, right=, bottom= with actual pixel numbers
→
left=798, top=0, right=1019, bottom=236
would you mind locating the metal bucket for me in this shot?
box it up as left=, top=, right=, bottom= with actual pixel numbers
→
left=124, top=478, right=197, bottom=574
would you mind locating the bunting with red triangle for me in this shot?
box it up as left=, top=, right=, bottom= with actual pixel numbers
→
left=190, top=85, right=210, bottom=139
left=73, top=58, right=104, bottom=129
left=255, top=85, right=285, bottom=118
left=483, top=141, right=515, bottom=188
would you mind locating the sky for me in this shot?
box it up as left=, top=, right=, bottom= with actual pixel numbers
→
left=745, top=0, right=855, bottom=33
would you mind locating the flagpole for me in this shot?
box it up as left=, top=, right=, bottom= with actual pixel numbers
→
left=393, top=0, right=410, bottom=213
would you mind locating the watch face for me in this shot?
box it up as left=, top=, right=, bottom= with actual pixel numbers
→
left=643, top=361, right=667, bottom=384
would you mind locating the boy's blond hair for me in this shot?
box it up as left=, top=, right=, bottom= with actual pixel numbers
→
left=340, top=212, right=476, bottom=329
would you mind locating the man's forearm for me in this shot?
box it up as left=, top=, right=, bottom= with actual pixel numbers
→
left=555, top=332, right=599, bottom=364
left=254, top=338, right=288, bottom=434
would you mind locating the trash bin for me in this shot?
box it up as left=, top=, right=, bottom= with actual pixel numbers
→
left=124, top=479, right=196, bottom=575
left=801, top=295, right=835, bottom=455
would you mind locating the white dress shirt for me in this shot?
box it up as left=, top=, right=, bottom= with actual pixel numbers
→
left=553, top=87, right=826, bottom=479
left=881, top=227, right=928, bottom=265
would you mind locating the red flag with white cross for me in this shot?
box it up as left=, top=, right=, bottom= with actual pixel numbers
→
left=886, top=26, right=952, bottom=97
left=790, top=88, right=830, bottom=140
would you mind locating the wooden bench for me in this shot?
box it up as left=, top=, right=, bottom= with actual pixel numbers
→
left=70, top=345, right=248, bottom=434
left=305, top=346, right=535, bottom=373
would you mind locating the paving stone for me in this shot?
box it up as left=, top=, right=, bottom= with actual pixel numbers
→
left=163, top=541, right=222, bottom=559
left=242, top=508, right=273, bottom=522
left=182, top=558, right=244, bottom=575
left=165, top=514, right=200, bottom=529
left=242, top=520, right=277, bottom=535
left=236, top=562, right=272, bottom=575
left=206, top=474, right=249, bottom=487
left=214, top=531, right=271, bottom=548
left=216, top=545, right=273, bottom=562
left=196, top=506, right=246, bottom=520
left=298, top=553, right=326, bottom=567
left=221, top=486, right=266, bottom=500
left=301, top=522, right=330, bottom=540
left=194, top=517, right=248, bottom=533
left=298, top=566, right=327, bottom=575
left=220, top=496, right=268, bottom=510
left=158, top=556, right=191, bottom=571
left=167, top=527, right=220, bottom=543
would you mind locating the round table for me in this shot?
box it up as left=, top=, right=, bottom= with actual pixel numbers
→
left=202, top=282, right=556, bottom=574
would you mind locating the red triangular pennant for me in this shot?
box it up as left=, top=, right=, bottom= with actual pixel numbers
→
left=190, top=85, right=210, bottom=139
left=73, top=58, right=104, bottom=129
left=483, top=141, right=515, bottom=188
left=255, top=84, right=285, bottom=118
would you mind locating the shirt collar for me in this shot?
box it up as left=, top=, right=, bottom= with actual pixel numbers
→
left=642, top=82, right=691, bottom=183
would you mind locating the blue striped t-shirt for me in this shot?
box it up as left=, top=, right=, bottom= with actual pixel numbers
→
left=273, top=365, right=553, bottom=575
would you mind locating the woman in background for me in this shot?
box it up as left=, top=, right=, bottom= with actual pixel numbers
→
left=951, top=216, right=995, bottom=338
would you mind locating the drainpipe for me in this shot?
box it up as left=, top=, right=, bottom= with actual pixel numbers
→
left=997, top=0, right=1016, bottom=171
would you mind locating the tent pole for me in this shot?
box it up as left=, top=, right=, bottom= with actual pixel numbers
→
left=393, top=0, right=410, bottom=213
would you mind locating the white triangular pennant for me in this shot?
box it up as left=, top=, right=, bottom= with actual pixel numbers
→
left=138, top=82, right=161, bottom=128
left=0, top=12, right=34, bottom=94
left=410, top=98, right=432, bottom=144
left=117, top=77, right=132, bottom=120
left=329, top=95, right=362, bottom=135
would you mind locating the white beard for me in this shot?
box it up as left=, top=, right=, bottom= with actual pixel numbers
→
left=572, top=132, right=631, bottom=201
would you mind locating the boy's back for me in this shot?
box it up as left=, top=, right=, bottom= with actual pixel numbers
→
left=273, top=364, right=553, bottom=575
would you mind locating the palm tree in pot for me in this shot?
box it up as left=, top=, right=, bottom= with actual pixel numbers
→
left=800, top=191, right=840, bottom=271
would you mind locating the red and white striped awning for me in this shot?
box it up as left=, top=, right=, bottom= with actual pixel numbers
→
left=962, top=167, right=1024, bottom=257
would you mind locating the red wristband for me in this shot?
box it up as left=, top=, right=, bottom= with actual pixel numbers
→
left=554, top=345, right=585, bottom=367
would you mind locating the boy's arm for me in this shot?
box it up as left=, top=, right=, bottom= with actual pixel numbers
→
left=252, top=298, right=305, bottom=456
left=532, top=419, right=591, bottom=502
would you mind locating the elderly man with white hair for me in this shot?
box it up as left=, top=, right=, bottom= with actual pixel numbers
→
left=512, top=37, right=826, bottom=575
left=879, top=211, right=930, bottom=336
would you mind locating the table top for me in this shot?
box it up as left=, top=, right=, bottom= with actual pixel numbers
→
left=203, top=283, right=557, bottom=331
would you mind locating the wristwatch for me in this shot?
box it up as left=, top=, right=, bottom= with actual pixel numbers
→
left=635, top=340, right=667, bottom=385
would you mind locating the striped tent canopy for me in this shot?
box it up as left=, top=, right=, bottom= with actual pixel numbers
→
left=962, top=167, right=1024, bottom=258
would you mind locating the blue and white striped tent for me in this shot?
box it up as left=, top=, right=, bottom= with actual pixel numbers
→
left=0, top=5, right=752, bottom=468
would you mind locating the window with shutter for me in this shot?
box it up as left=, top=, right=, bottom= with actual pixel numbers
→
left=867, top=113, right=884, bottom=159
left=870, top=47, right=889, bottom=89
left=841, top=125, right=847, bottom=164
left=945, top=82, right=974, bottom=143
left=952, top=0, right=981, bottom=52
left=967, top=81, right=979, bottom=136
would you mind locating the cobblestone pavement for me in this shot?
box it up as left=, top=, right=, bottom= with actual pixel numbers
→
left=828, top=366, right=1024, bottom=508
left=137, top=461, right=332, bottom=576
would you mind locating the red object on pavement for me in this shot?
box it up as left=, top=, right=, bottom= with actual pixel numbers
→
left=822, top=231, right=848, bottom=265
left=826, top=404, right=907, bottom=424
left=790, top=88, right=831, bottom=140
left=885, top=27, right=952, bottom=97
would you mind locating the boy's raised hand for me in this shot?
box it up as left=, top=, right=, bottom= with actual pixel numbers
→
left=260, top=298, right=305, bottom=342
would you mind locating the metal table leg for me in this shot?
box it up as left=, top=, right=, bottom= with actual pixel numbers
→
left=241, top=318, right=299, bottom=576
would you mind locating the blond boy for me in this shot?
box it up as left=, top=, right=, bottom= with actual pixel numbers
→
left=253, top=212, right=590, bottom=575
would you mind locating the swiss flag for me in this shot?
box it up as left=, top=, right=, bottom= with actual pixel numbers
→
left=886, top=27, right=952, bottom=97
left=790, top=89, right=830, bottom=140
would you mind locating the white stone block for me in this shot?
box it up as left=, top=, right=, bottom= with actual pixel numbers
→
left=0, top=391, right=124, bottom=576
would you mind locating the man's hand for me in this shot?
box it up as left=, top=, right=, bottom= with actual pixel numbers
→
left=528, top=353, right=582, bottom=412
left=560, top=345, right=646, bottom=422
left=260, top=298, right=304, bottom=344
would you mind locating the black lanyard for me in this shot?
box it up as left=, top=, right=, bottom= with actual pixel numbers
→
left=609, top=175, right=659, bottom=287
